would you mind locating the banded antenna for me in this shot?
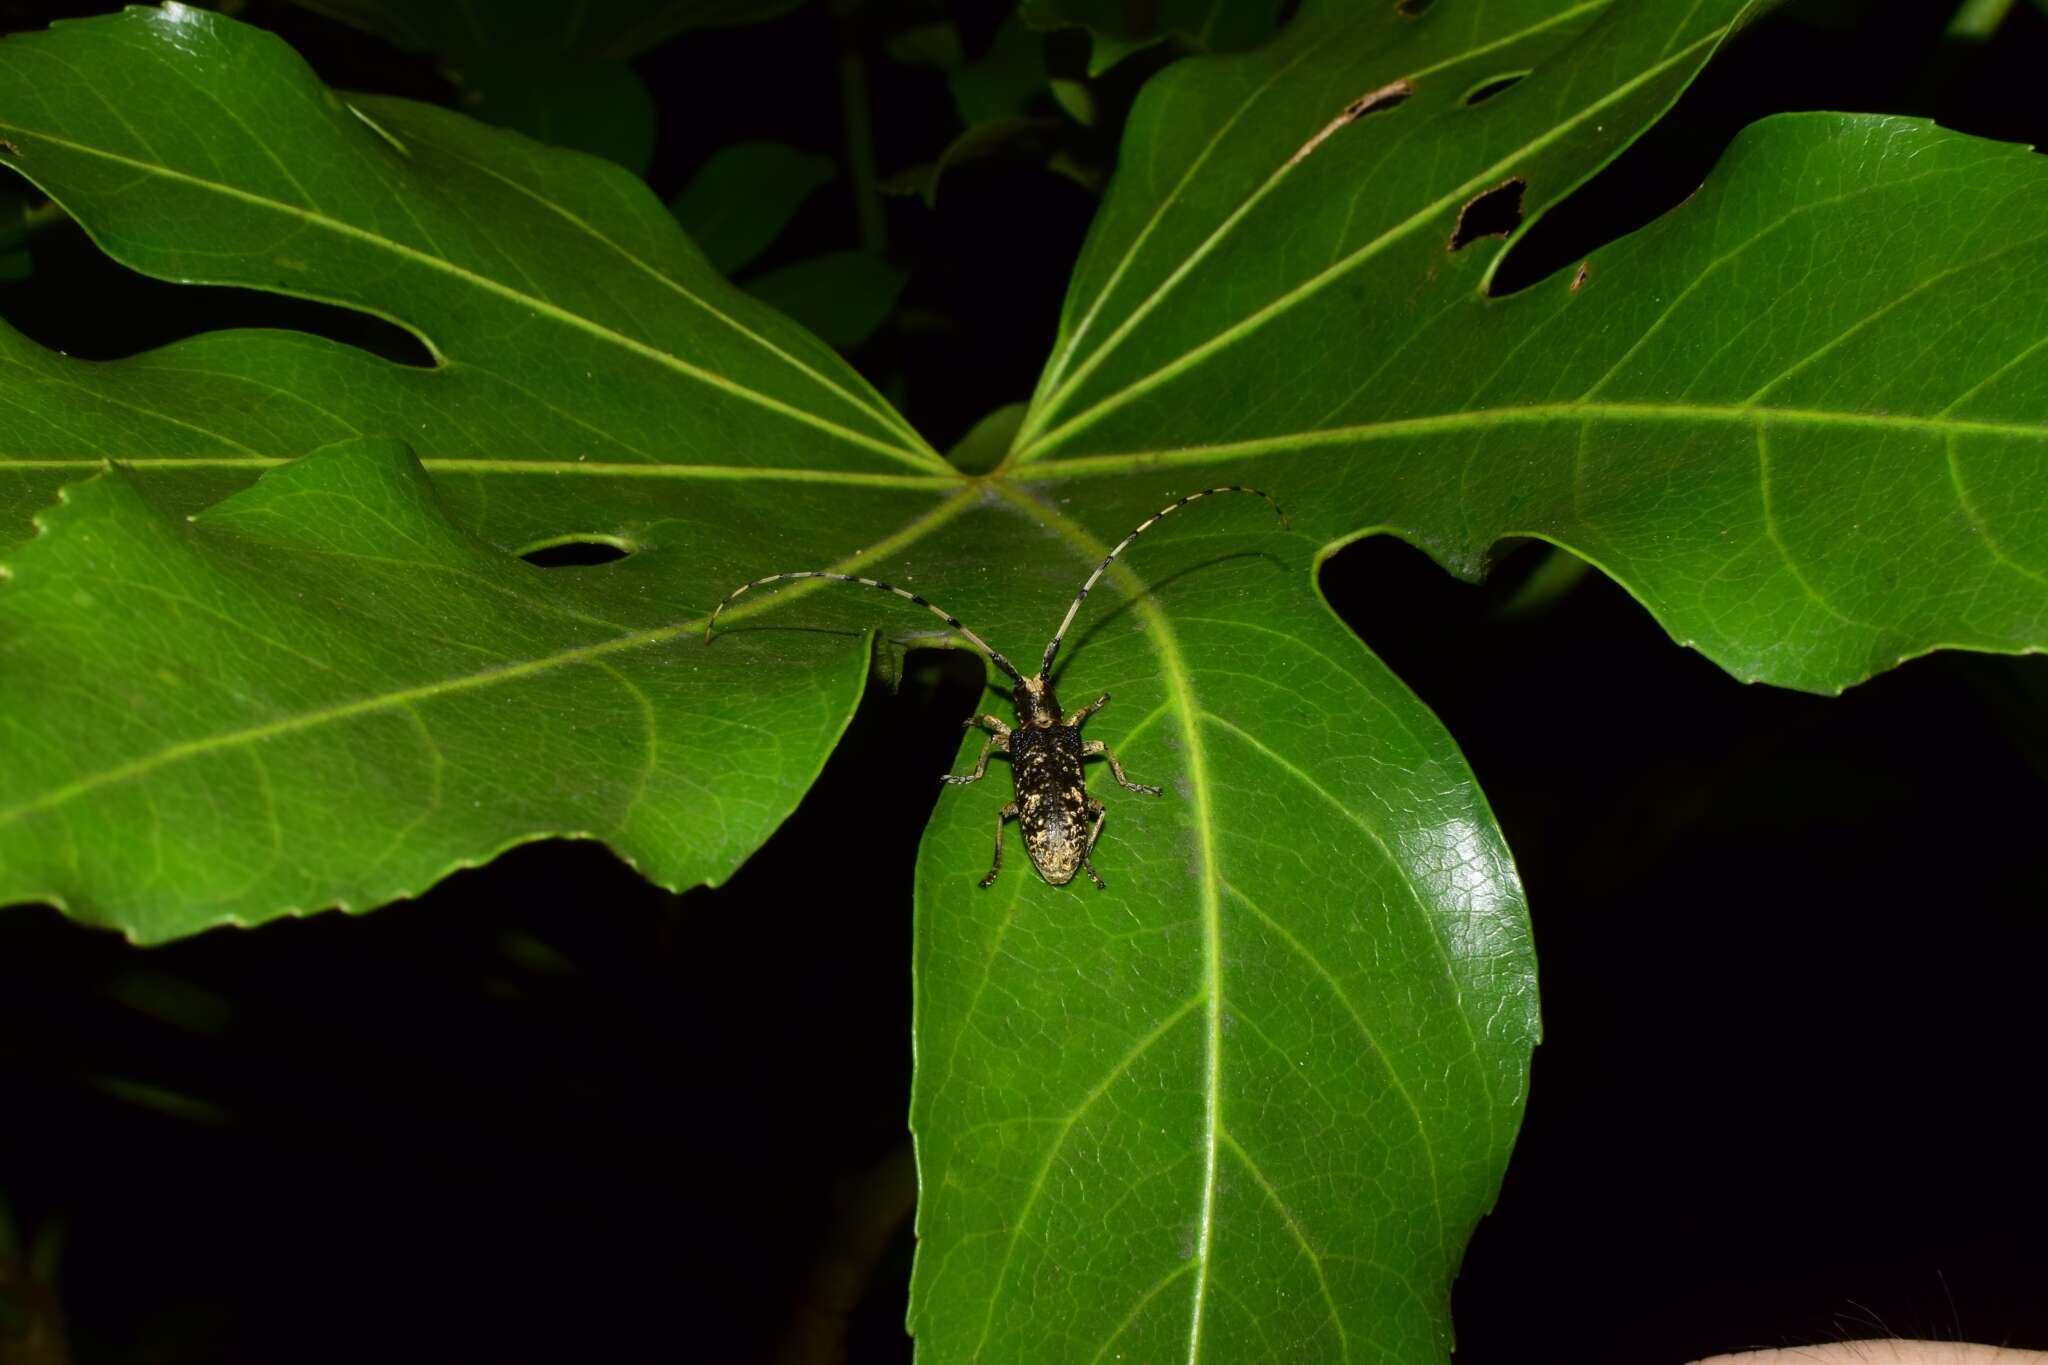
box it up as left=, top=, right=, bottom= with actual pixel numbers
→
left=1037, top=485, right=1287, bottom=681
left=703, top=570, right=1026, bottom=685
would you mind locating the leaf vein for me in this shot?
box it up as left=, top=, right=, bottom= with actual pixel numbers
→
left=1219, top=1128, right=1351, bottom=1364
left=968, top=992, right=1208, bottom=1362
left=0, top=119, right=935, bottom=472
left=1016, top=25, right=1729, bottom=460
left=404, top=125, right=934, bottom=458
left=1019, top=0, right=1609, bottom=451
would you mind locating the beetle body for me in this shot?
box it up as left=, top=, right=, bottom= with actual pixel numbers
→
left=705, top=486, right=1284, bottom=889
left=965, top=674, right=1148, bottom=888
left=1008, top=698, right=1090, bottom=886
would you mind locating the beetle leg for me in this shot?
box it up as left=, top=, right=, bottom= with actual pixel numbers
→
left=943, top=727, right=1009, bottom=785
left=979, top=802, right=1018, bottom=888
left=1081, top=800, right=1107, bottom=889
left=1082, top=738, right=1162, bottom=796
left=1064, top=692, right=1111, bottom=727
left=942, top=715, right=1011, bottom=785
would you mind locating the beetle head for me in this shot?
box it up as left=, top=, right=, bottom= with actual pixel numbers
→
left=1014, top=675, right=1061, bottom=729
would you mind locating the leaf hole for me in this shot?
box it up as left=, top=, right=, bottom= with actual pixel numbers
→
left=1571, top=260, right=1591, bottom=293
left=1461, top=72, right=1527, bottom=106
left=1396, top=0, right=1434, bottom=17
left=1448, top=176, right=1526, bottom=252
left=519, top=536, right=635, bottom=568
left=1287, top=79, right=1412, bottom=167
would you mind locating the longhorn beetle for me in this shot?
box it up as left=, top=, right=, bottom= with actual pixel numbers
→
left=704, top=487, right=1287, bottom=889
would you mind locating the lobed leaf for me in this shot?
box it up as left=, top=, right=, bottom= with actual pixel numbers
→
left=910, top=0, right=2048, bottom=1360
left=0, top=438, right=872, bottom=942
left=3, top=4, right=2046, bottom=1363
left=0, top=4, right=955, bottom=936
left=1012, top=0, right=2048, bottom=694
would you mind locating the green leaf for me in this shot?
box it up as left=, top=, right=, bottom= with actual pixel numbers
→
left=453, top=52, right=657, bottom=175
left=944, top=402, right=1027, bottom=475
left=0, top=4, right=934, bottom=537
left=1947, top=0, right=2021, bottom=40
left=948, top=13, right=1047, bottom=126
left=914, top=114, right=1064, bottom=207
left=913, top=1, right=2048, bottom=1360
left=288, top=0, right=804, bottom=61
left=6, top=4, right=2048, bottom=1362
left=0, top=438, right=878, bottom=943
left=1009, top=0, right=2048, bottom=696
left=744, top=249, right=907, bottom=350
left=908, top=490, right=1534, bottom=1362
left=1496, top=546, right=1593, bottom=619
left=886, top=20, right=967, bottom=72
left=1021, top=0, right=1287, bottom=76
left=0, top=4, right=949, bottom=936
left=288, top=0, right=806, bottom=171
left=669, top=140, right=836, bottom=277
left=1047, top=75, right=1097, bottom=127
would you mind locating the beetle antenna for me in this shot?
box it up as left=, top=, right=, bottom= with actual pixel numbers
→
left=1038, top=485, right=1287, bottom=681
left=705, top=570, right=1026, bottom=685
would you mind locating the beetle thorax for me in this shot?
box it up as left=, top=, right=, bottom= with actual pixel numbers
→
left=1013, top=676, right=1062, bottom=729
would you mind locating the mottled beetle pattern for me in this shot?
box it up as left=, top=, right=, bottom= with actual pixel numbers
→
left=705, top=487, right=1286, bottom=888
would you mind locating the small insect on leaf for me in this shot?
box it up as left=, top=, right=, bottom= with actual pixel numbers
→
left=705, top=486, right=1286, bottom=888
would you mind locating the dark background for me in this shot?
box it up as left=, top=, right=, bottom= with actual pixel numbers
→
left=2, top=1, right=2044, bottom=1361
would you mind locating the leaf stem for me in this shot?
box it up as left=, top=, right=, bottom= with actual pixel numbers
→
left=837, top=10, right=887, bottom=256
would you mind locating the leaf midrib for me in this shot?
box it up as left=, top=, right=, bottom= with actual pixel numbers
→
left=1, top=454, right=963, bottom=489
left=1008, top=399, right=2048, bottom=482
left=0, top=120, right=946, bottom=474
left=398, top=115, right=930, bottom=455
left=1011, top=20, right=1740, bottom=463
left=945, top=487, right=1477, bottom=1358
left=19, top=392, right=2029, bottom=488
left=1019, top=0, right=1611, bottom=447
left=987, top=482, right=1226, bottom=1364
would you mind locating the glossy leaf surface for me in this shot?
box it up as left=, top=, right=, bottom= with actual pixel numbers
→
left=0, top=4, right=950, bottom=939
left=0, top=439, right=872, bottom=941
left=911, top=3, right=2048, bottom=1362
left=2, top=4, right=2047, bottom=1363
left=1009, top=0, right=2048, bottom=694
